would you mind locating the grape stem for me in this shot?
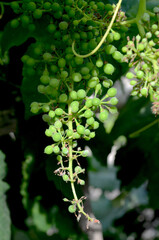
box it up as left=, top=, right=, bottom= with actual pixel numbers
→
left=72, top=0, right=123, bottom=58
left=68, top=100, right=95, bottom=222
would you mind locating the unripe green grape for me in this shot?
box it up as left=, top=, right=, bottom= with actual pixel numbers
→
left=21, top=55, right=29, bottom=63
left=92, top=121, right=99, bottom=129
left=107, top=88, right=117, bottom=97
left=40, top=75, right=50, bottom=84
left=43, top=2, right=51, bottom=10
left=84, top=109, right=93, bottom=118
left=77, top=89, right=86, bottom=99
left=65, top=0, right=74, bottom=5
left=72, top=72, right=82, bottom=82
left=33, top=9, right=43, bottom=19
left=90, top=132, right=96, bottom=138
left=142, top=12, right=150, bottom=22
left=89, top=39, right=97, bottom=50
left=85, top=99, right=93, bottom=108
left=103, top=79, right=113, bottom=88
left=63, top=174, right=69, bottom=181
left=140, top=88, right=148, bottom=97
left=59, top=94, right=68, bottom=103
left=26, top=2, right=36, bottom=11
left=45, top=129, right=52, bottom=137
left=49, top=125, right=56, bottom=133
left=58, top=58, right=66, bottom=68
left=68, top=9, right=75, bottom=17
left=88, top=77, right=99, bottom=88
left=91, top=68, right=99, bottom=77
left=146, top=32, right=152, bottom=39
left=73, top=20, right=79, bottom=26
left=54, top=11, right=63, bottom=19
left=77, top=125, right=85, bottom=135
left=42, top=104, right=50, bottom=112
left=28, top=24, right=36, bottom=33
left=80, top=31, right=87, bottom=40
left=104, top=63, right=115, bottom=75
left=59, top=21, right=68, bottom=30
left=138, top=43, right=145, bottom=51
left=61, top=71, right=68, bottom=79
left=11, top=1, right=19, bottom=10
left=48, top=110, right=55, bottom=118
left=74, top=56, right=83, bottom=65
left=26, top=57, right=35, bottom=67
left=50, top=78, right=60, bottom=88
left=113, top=32, right=121, bottom=41
left=107, top=33, right=114, bottom=43
left=52, top=133, right=62, bottom=142
left=84, top=129, right=90, bottom=135
left=10, top=19, right=19, bottom=28
left=105, top=44, right=117, bottom=55
left=47, top=24, right=56, bottom=33
left=66, top=129, right=73, bottom=137
left=126, top=72, right=135, bottom=79
left=86, top=117, right=95, bottom=125
left=54, top=120, right=62, bottom=129
left=53, top=146, right=60, bottom=154
left=70, top=91, right=77, bottom=100
left=92, top=98, right=101, bottom=106
left=79, top=179, right=85, bottom=185
left=43, top=52, right=52, bottom=61
left=130, top=80, right=137, bottom=86
left=109, top=97, right=118, bottom=105
left=96, top=59, right=103, bottom=68
left=112, top=51, right=123, bottom=62
left=80, top=67, right=90, bottom=75
left=50, top=65, right=58, bottom=73
left=57, top=155, right=62, bottom=161
left=71, top=101, right=79, bottom=113
left=73, top=132, right=80, bottom=139
left=44, top=145, right=53, bottom=154
left=136, top=70, right=144, bottom=79
left=99, top=110, right=109, bottom=122
left=81, top=150, right=89, bottom=157
left=42, top=114, right=50, bottom=122
left=52, top=2, right=60, bottom=11
left=122, top=46, right=128, bottom=53
left=68, top=205, right=76, bottom=213
left=75, top=166, right=82, bottom=174
left=55, top=108, right=63, bottom=116
left=149, top=40, right=155, bottom=47
left=152, top=24, right=158, bottom=31
left=37, top=85, right=45, bottom=94
left=30, top=102, right=39, bottom=114
left=62, top=147, right=69, bottom=155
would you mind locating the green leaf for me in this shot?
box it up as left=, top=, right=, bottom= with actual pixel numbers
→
left=0, top=151, right=11, bottom=240
left=1, top=23, right=31, bottom=55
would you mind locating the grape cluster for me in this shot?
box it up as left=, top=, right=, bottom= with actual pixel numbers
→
left=8, top=0, right=127, bottom=223
left=122, top=21, right=159, bottom=100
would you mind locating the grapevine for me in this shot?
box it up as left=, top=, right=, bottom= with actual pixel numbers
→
left=1, top=0, right=159, bottom=228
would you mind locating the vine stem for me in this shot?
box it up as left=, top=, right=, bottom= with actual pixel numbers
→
left=72, top=0, right=123, bottom=58
left=129, top=118, right=159, bottom=138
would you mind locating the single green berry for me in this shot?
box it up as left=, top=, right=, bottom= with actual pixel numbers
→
left=44, top=145, right=53, bottom=154
left=77, top=125, right=85, bottom=135
left=99, top=110, right=109, bottom=122
left=52, top=133, right=62, bottom=142
left=104, top=63, right=115, bottom=75
left=55, top=108, right=63, bottom=116
left=92, top=98, right=101, bottom=106
left=68, top=205, right=76, bottom=213
left=107, top=88, right=117, bottom=97
left=63, top=174, right=69, bottom=181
